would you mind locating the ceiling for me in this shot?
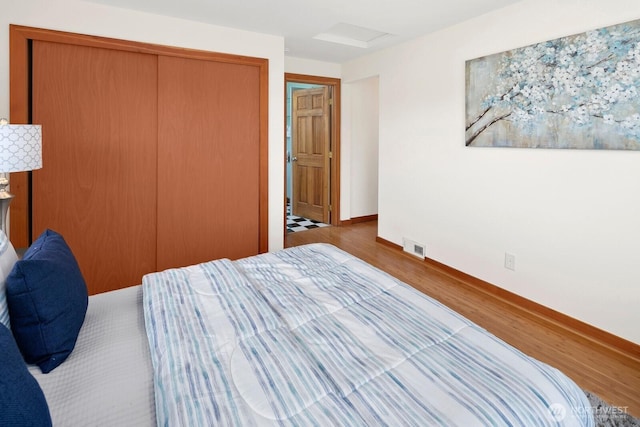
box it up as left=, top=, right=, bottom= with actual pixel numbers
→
left=85, top=0, right=523, bottom=63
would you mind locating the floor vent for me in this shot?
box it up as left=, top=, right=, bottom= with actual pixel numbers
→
left=403, top=238, right=426, bottom=259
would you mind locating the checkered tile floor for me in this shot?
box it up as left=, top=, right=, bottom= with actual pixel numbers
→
left=287, top=205, right=330, bottom=233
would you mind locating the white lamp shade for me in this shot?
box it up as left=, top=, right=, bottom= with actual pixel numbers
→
left=0, top=124, right=43, bottom=173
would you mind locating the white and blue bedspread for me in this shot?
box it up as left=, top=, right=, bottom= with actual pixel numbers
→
left=143, top=243, right=593, bottom=426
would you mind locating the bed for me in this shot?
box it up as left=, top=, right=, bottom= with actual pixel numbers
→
left=28, top=285, right=156, bottom=425
left=1, top=230, right=593, bottom=426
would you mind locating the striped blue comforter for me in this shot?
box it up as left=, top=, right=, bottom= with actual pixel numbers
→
left=143, top=243, right=593, bottom=426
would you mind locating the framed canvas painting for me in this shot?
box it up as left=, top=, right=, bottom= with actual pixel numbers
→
left=466, top=19, right=640, bottom=150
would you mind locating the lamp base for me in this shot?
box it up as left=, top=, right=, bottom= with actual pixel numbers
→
left=0, top=177, right=15, bottom=236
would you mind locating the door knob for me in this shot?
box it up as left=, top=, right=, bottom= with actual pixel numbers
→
left=292, top=156, right=298, bottom=161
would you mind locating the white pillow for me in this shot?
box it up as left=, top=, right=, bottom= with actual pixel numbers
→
left=0, top=230, right=19, bottom=328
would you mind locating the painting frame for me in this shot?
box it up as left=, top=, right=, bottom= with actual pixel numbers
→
left=465, top=19, right=640, bottom=150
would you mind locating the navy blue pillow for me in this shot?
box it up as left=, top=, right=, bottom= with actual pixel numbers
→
left=0, top=323, right=52, bottom=426
left=6, top=229, right=88, bottom=373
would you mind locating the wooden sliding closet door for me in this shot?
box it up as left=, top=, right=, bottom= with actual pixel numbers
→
left=157, top=56, right=260, bottom=271
left=31, top=41, right=158, bottom=294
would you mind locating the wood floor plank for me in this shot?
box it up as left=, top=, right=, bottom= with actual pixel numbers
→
left=285, top=221, right=640, bottom=417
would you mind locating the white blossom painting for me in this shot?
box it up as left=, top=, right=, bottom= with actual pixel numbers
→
left=465, top=19, right=640, bottom=150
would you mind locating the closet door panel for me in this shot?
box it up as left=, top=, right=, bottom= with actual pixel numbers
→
left=157, top=56, right=260, bottom=271
left=32, top=41, right=158, bottom=294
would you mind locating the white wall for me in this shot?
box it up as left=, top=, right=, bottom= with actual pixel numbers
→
left=346, top=76, right=379, bottom=219
left=343, top=0, right=640, bottom=344
left=285, top=57, right=341, bottom=78
left=0, top=0, right=285, bottom=251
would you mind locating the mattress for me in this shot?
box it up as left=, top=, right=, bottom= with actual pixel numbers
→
left=143, top=243, right=593, bottom=426
left=30, top=285, right=155, bottom=426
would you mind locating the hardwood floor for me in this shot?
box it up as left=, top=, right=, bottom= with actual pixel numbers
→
left=285, top=221, right=640, bottom=418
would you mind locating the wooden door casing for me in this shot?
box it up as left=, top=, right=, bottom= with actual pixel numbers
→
left=32, top=41, right=159, bottom=294
left=291, top=87, right=330, bottom=223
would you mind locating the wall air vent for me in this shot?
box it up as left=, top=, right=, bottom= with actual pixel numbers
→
left=403, top=238, right=426, bottom=259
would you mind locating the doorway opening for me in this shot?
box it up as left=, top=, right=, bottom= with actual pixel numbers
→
left=284, top=73, right=341, bottom=234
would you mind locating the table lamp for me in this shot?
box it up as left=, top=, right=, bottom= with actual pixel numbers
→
left=0, top=118, right=43, bottom=235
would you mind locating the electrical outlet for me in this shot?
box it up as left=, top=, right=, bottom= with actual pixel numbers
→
left=504, top=252, right=516, bottom=271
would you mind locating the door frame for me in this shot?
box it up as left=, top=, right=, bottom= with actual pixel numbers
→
left=284, top=73, right=341, bottom=231
left=9, top=25, right=269, bottom=252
